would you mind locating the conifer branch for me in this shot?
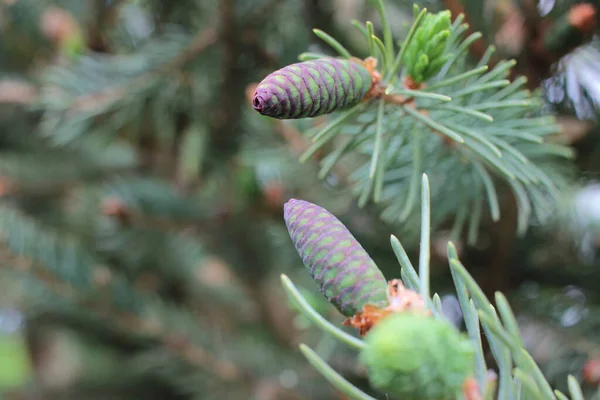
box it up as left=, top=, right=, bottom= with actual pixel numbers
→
left=254, top=8, right=576, bottom=238
left=281, top=175, right=588, bottom=399
left=0, top=209, right=245, bottom=384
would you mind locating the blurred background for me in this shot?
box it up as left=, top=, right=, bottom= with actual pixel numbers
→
left=0, top=0, right=599, bottom=399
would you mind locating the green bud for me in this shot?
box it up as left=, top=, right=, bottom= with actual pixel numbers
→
left=361, top=313, right=474, bottom=399
left=0, top=331, right=32, bottom=389
left=413, top=54, right=430, bottom=83
left=403, top=10, right=452, bottom=84
left=61, top=30, right=85, bottom=59
left=431, top=10, right=452, bottom=34
left=425, top=30, right=451, bottom=59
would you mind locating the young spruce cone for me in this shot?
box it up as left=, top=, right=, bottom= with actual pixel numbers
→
left=252, top=58, right=372, bottom=119
left=283, top=198, right=387, bottom=317
left=403, top=10, right=452, bottom=84
left=361, top=313, right=474, bottom=400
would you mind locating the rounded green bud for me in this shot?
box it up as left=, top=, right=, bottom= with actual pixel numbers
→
left=361, top=313, right=474, bottom=399
left=403, top=10, right=452, bottom=84
left=0, top=332, right=32, bottom=389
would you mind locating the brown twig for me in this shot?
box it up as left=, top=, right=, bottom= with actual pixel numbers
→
left=99, top=195, right=208, bottom=233
left=87, top=0, right=127, bottom=52
left=210, top=0, right=244, bottom=155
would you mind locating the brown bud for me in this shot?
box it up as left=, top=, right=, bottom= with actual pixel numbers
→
left=195, top=256, right=233, bottom=287
left=100, top=197, right=129, bottom=220
left=262, top=181, right=285, bottom=210
left=403, top=75, right=423, bottom=90
left=245, top=83, right=258, bottom=106
left=462, top=377, right=482, bottom=400
left=343, top=280, right=429, bottom=336
left=583, top=358, right=600, bottom=385
left=40, top=7, right=79, bottom=46
left=569, top=4, right=596, bottom=35
left=0, top=177, right=14, bottom=196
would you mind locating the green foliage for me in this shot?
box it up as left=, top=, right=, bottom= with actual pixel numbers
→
left=37, top=29, right=215, bottom=146
left=0, top=331, right=32, bottom=390
left=283, top=175, right=588, bottom=400
left=0, top=0, right=597, bottom=399
left=282, top=4, right=577, bottom=243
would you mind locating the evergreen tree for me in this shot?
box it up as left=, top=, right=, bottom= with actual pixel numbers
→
left=0, top=0, right=599, bottom=399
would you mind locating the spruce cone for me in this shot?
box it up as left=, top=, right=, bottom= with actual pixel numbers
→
left=252, top=58, right=372, bottom=119
left=283, top=198, right=387, bottom=317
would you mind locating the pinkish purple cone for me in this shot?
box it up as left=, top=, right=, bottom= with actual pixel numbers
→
left=253, top=58, right=372, bottom=119
left=284, top=198, right=388, bottom=317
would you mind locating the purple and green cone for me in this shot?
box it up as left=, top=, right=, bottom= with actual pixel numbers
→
left=283, top=198, right=388, bottom=317
left=252, top=58, right=372, bottom=119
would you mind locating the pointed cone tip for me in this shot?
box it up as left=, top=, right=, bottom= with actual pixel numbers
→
left=283, top=197, right=299, bottom=208
left=283, top=198, right=311, bottom=221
